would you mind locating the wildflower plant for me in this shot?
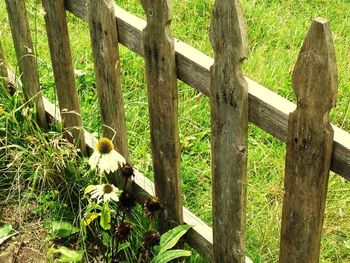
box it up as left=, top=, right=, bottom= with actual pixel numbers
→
left=1, top=76, right=192, bottom=262
left=79, top=137, right=191, bottom=262
left=88, top=137, right=125, bottom=175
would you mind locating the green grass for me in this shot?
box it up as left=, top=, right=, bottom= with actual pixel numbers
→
left=1, top=0, right=350, bottom=262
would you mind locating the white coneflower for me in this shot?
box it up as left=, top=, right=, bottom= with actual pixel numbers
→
left=89, top=137, right=125, bottom=174
left=85, top=183, right=120, bottom=203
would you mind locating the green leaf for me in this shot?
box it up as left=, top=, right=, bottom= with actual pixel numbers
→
left=56, top=121, right=63, bottom=133
left=0, top=224, right=14, bottom=245
left=81, top=212, right=99, bottom=226
left=46, top=221, right=79, bottom=238
left=150, top=249, right=191, bottom=263
left=56, top=246, right=83, bottom=262
left=101, top=231, right=111, bottom=247
left=0, top=224, right=13, bottom=238
left=117, top=241, right=131, bottom=252
left=158, top=225, right=192, bottom=254
left=85, top=202, right=103, bottom=213
left=100, top=203, right=111, bottom=230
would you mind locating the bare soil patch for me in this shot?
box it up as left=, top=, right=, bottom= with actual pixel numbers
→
left=0, top=204, right=47, bottom=263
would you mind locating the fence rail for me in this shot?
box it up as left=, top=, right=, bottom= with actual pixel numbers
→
left=65, top=0, right=350, bottom=181
left=2, top=0, right=350, bottom=262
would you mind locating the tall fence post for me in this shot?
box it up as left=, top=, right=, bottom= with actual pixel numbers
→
left=5, top=0, right=47, bottom=128
left=209, top=0, right=248, bottom=262
left=141, top=0, right=183, bottom=230
left=279, top=18, right=338, bottom=263
left=87, top=0, right=129, bottom=160
left=0, top=40, right=8, bottom=80
left=41, top=0, right=86, bottom=154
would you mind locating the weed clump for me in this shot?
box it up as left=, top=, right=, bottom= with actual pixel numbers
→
left=1, top=87, right=191, bottom=262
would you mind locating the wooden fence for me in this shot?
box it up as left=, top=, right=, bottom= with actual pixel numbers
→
left=1, top=0, right=350, bottom=262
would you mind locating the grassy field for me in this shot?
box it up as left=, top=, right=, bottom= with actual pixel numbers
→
left=1, top=0, right=350, bottom=262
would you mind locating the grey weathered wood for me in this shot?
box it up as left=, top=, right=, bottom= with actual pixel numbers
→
left=42, top=0, right=85, bottom=154
left=280, top=18, right=337, bottom=263
left=141, top=0, right=183, bottom=231
left=5, top=0, right=47, bottom=128
left=210, top=1, right=248, bottom=262
left=87, top=0, right=128, bottom=159
left=64, top=0, right=350, bottom=180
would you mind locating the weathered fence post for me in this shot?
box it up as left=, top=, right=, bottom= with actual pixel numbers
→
left=41, top=0, right=86, bottom=154
left=279, top=18, right=337, bottom=263
left=209, top=0, right=248, bottom=262
left=87, top=0, right=129, bottom=159
left=141, top=0, right=183, bottom=230
left=5, top=0, right=47, bottom=128
left=0, top=40, right=8, bottom=80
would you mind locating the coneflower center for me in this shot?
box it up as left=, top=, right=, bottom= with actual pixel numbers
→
left=102, top=184, right=114, bottom=194
left=148, top=200, right=161, bottom=211
left=96, top=138, right=114, bottom=154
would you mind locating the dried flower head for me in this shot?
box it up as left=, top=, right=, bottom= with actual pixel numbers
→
left=142, top=230, right=160, bottom=249
left=144, top=196, right=163, bottom=217
left=119, top=191, right=136, bottom=213
left=120, top=163, right=134, bottom=179
left=115, top=222, right=132, bottom=241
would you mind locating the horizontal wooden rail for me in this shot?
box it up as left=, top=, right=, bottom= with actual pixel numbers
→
left=42, top=96, right=253, bottom=263
left=65, top=0, right=350, bottom=180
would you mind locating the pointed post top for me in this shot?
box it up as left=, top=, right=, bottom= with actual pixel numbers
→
left=141, top=0, right=172, bottom=27
left=209, top=0, right=248, bottom=62
left=292, top=17, right=338, bottom=114
left=280, top=17, right=338, bottom=262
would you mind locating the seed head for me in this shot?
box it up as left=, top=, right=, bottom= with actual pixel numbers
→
left=142, top=230, right=160, bottom=249
left=115, top=222, right=132, bottom=241
left=144, top=196, right=163, bottom=218
left=119, top=191, right=136, bottom=213
left=96, top=137, right=114, bottom=154
left=120, top=163, right=134, bottom=179
left=102, top=184, right=114, bottom=194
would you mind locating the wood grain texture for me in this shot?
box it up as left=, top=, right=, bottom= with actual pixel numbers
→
left=0, top=40, right=7, bottom=79
left=141, top=0, right=183, bottom=231
left=279, top=18, right=337, bottom=263
left=210, top=1, right=248, bottom=262
left=42, top=0, right=85, bottom=154
left=5, top=0, right=47, bottom=128
left=64, top=0, right=350, bottom=180
left=88, top=0, right=128, bottom=159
